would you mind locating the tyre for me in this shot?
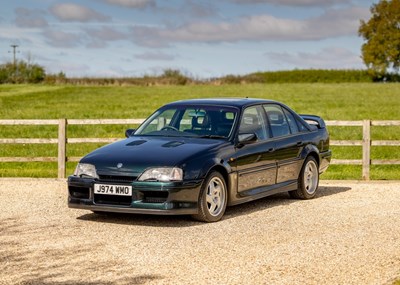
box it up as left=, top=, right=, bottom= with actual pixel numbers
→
left=192, top=171, right=227, bottom=222
left=289, top=156, right=319, bottom=199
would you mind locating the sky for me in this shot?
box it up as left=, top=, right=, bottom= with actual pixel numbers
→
left=0, top=0, right=378, bottom=78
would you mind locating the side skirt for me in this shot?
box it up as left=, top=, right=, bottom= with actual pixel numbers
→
left=228, top=180, right=298, bottom=206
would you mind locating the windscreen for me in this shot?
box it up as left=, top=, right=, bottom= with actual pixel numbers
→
left=135, top=105, right=238, bottom=138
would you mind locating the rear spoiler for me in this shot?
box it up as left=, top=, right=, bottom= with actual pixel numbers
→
left=300, top=114, right=326, bottom=129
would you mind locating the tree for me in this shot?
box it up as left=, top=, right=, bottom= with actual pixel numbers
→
left=0, top=60, right=45, bottom=84
left=359, top=0, right=400, bottom=78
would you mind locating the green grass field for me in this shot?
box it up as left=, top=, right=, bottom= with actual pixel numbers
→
left=1, top=83, right=399, bottom=179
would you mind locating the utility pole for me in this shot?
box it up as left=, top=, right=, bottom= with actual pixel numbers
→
left=9, top=44, right=19, bottom=82
left=9, top=44, right=19, bottom=67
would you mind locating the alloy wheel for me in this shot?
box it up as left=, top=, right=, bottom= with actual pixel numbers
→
left=206, top=176, right=226, bottom=217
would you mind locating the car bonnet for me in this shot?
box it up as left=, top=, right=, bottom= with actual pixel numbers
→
left=79, top=136, right=226, bottom=177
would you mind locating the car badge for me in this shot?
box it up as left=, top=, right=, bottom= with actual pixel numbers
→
left=117, top=163, right=123, bottom=169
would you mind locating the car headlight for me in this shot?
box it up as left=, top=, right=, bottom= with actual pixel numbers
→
left=74, top=163, right=99, bottom=179
left=138, top=167, right=183, bottom=182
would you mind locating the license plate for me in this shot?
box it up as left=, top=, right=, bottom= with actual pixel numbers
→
left=94, top=184, right=132, bottom=196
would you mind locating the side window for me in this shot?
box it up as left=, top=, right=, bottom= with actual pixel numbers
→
left=239, top=106, right=269, bottom=140
left=263, top=104, right=290, bottom=137
left=297, top=119, right=309, bottom=132
left=283, top=108, right=299, bottom=134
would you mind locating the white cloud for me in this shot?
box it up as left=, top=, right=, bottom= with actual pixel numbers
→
left=43, top=29, right=82, bottom=47
left=161, top=1, right=217, bottom=19
left=0, top=26, right=39, bottom=46
left=85, top=26, right=127, bottom=41
left=265, top=47, right=364, bottom=69
left=86, top=40, right=108, bottom=49
left=229, top=0, right=352, bottom=7
left=50, top=3, right=110, bottom=22
left=102, top=0, right=156, bottom=9
left=84, top=26, right=128, bottom=48
left=131, top=16, right=304, bottom=47
left=135, top=51, right=175, bottom=61
left=15, top=8, right=48, bottom=28
left=306, top=6, right=368, bottom=39
left=182, top=1, right=217, bottom=18
left=131, top=6, right=369, bottom=46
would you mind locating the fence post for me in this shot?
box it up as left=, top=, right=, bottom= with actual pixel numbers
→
left=58, top=119, right=67, bottom=179
left=362, top=119, right=371, bottom=180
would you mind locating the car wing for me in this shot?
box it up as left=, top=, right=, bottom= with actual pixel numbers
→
left=299, top=114, right=326, bottom=129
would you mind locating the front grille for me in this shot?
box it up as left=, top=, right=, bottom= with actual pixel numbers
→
left=98, top=175, right=136, bottom=183
left=142, top=191, right=168, bottom=203
left=94, top=194, right=132, bottom=206
left=144, top=197, right=167, bottom=203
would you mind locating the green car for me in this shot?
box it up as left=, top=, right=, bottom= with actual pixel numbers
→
left=68, top=98, right=331, bottom=222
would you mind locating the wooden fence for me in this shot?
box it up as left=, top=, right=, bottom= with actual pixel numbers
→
left=0, top=119, right=399, bottom=180
left=0, top=119, right=143, bottom=179
left=326, top=120, right=400, bottom=180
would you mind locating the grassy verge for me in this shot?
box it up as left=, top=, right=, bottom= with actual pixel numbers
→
left=1, top=83, right=399, bottom=179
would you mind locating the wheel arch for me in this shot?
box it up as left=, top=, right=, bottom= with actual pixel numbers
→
left=307, top=151, right=320, bottom=167
left=301, top=144, right=320, bottom=167
left=205, top=165, right=230, bottom=195
left=194, top=153, right=232, bottom=187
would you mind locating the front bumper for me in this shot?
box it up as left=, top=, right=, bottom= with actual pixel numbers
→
left=68, top=176, right=203, bottom=215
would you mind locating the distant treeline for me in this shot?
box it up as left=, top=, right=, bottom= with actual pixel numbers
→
left=227, top=69, right=372, bottom=84
left=45, top=69, right=400, bottom=86
left=46, top=69, right=189, bottom=86
left=1, top=60, right=400, bottom=85
left=220, top=69, right=400, bottom=84
left=47, top=69, right=400, bottom=86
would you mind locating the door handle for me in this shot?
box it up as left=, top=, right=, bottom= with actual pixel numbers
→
left=296, top=141, right=303, bottom=146
left=267, top=147, right=275, bottom=152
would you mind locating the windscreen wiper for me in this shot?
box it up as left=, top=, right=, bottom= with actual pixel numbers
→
left=199, top=135, right=226, bottom=139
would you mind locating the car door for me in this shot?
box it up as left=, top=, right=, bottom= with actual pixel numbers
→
left=233, top=105, right=277, bottom=193
left=263, top=104, right=304, bottom=184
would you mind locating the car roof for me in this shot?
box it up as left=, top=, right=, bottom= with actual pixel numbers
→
left=165, top=98, right=280, bottom=108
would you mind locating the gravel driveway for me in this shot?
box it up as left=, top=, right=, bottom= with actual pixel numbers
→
left=1, top=179, right=399, bottom=285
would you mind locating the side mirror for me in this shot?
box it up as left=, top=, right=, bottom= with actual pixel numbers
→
left=237, top=133, right=257, bottom=145
left=125, top=129, right=136, bottom=138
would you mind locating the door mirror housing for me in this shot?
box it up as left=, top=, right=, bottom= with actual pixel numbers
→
left=237, top=133, right=257, bottom=145
left=125, top=129, right=136, bottom=138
